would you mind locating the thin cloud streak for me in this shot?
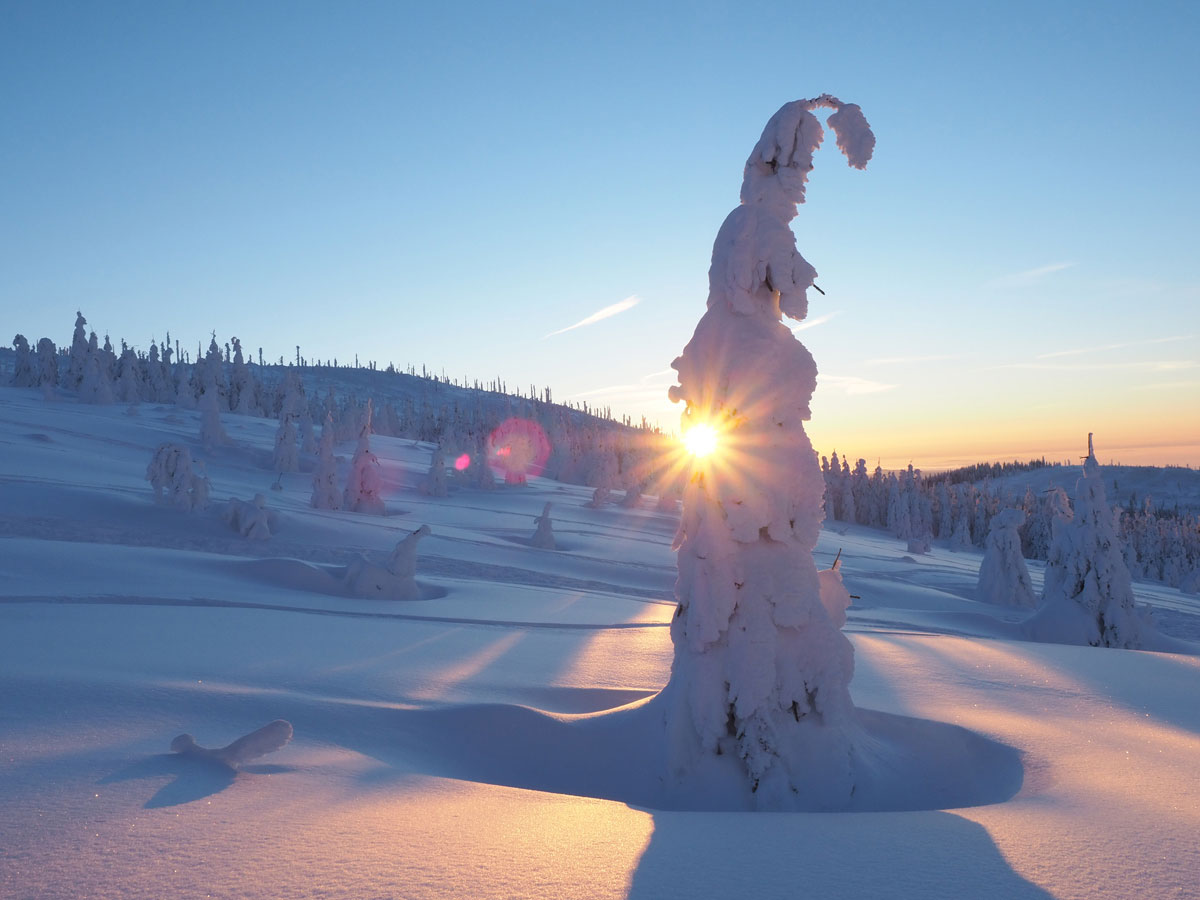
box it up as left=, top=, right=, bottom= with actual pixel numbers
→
left=818, top=374, right=897, bottom=395
left=985, top=261, right=1075, bottom=289
left=544, top=295, right=640, bottom=338
left=1038, top=334, right=1196, bottom=359
left=987, top=360, right=1199, bottom=373
left=789, top=311, right=838, bottom=332
left=864, top=353, right=959, bottom=366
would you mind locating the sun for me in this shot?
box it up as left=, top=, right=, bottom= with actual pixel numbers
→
left=682, top=423, right=719, bottom=458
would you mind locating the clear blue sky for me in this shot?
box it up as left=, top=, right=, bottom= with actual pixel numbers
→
left=3, top=0, right=1197, bottom=467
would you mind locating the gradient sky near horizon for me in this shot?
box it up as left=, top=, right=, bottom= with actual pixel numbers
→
left=2, top=1, right=1197, bottom=469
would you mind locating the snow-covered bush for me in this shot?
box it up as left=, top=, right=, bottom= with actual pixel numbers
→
left=977, top=508, right=1036, bottom=607
left=222, top=493, right=273, bottom=540
left=146, top=443, right=209, bottom=511
left=663, top=95, right=874, bottom=809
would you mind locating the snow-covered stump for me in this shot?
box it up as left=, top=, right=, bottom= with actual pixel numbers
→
left=661, top=95, right=874, bottom=810
left=530, top=502, right=556, bottom=550
left=977, top=508, right=1036, bottom=608
left=343, top=524, right=431, bottom=601
left=1027, top=435, right=1148, bottom=648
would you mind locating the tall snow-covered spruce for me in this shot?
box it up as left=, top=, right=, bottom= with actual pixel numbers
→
left=1027, top=434, right=1147, bottom=648
left=664, top=95, right=874, bottom=809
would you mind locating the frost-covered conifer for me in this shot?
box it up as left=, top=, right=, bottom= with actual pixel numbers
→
left=664, top=95, right=874, bottom=809
left=310, top=413, right=341, bottom=510
left=11, top=335, right=35, bottom=387
left=343, top=399, right=386, bottom=515
left=1028, top=435, right=1146, bottom=648
left=977, top=508, right=1036, bottom=607
left=229, top=337, right=259, bottom=415
left=530, top=502, right=556, bottom=549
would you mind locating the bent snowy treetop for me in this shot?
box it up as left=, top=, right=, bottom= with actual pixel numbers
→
left=665, top=96, right=874, bottom=809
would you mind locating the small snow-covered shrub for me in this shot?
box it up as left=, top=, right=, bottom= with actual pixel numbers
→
left=146, top=443, right=209, bottom=511
left=222, top=493, right=274, bottom=540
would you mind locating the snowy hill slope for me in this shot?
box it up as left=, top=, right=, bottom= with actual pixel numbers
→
left=2, top=387, right=1199, bottom=899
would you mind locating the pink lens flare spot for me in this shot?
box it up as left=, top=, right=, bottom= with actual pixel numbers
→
left=488, top=418, right=551, bottom=484
left=454, top=453, right=471, bottom=471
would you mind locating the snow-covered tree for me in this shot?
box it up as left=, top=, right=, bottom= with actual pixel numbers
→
left=1028, top=435, right=1146, bottom=648
left=198, top=381, right=228, bottom=449
left=342, top=399, right=386, bottom=514
left=977, top=508, right=1036, bottom=607
left=663, top=95, right=874, bottom=809
left=530, top=502, right=556, bottom=549
left=79, top=350, right=114, bottom=405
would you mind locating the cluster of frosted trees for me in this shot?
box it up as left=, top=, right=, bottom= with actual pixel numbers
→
left=820, top=450, right=1199, bottom=590
left=8, top=313, right=677, bottom=502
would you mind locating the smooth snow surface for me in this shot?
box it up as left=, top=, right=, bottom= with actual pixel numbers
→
left=2, top=387, right=1200, bottom=898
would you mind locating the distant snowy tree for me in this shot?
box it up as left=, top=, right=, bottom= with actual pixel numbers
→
left=115, top=344, right=143, bottom=404
left=664, top=95, right=874, bottom=809
left=530, top=502, right=556, bottom=549
left=342, top=399, right=386, bottom=514
left=272, top=374, right=302, bottom=473
left=35, top=338, right=58, bottom=392
left=420, top=444, right=449, bottom=497
left=310, top=413, right=341, bottom=510
left=11, top=335, right=35, bottom=387
left=146, top=443, right=209, bottom=511
left=1028, top=435, right=1146, bottom=648
left=67, top=312, right=89, bottom=389
left=79, top=351, right=114, bottom=405
left=198, top=381, right=228, bottom=449
left=977, top=508, right=1036, bottom=607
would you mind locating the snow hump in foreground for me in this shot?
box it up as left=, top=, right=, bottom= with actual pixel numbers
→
left=662, top=95, right=876, bottom=810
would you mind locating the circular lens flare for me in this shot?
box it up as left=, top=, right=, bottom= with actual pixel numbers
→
left=683, top=423, right=719, bottom=458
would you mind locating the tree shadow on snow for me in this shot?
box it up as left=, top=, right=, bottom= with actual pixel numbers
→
left=99, top=754, right=295, bottom=809
left=625, top=808, right=1055, bottom=899
left=337, top=695, right=1026, bottom=815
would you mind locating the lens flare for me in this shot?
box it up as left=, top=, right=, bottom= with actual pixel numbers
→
left=683, top=423, right=719, bottom=458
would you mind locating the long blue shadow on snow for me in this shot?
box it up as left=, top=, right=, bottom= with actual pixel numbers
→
left=625, top=808, right=1054, bottom=899
left=99, top=754, right=294, bottom=808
